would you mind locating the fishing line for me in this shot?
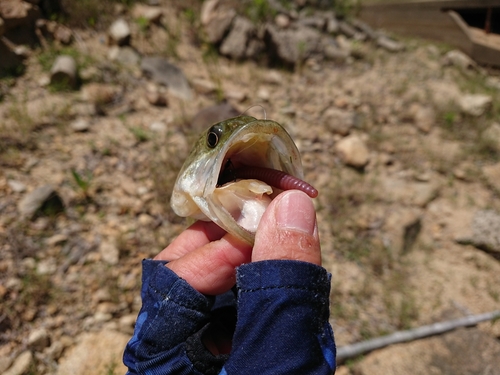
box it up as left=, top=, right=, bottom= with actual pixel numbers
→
left=240, top=104, right=267, bottom=120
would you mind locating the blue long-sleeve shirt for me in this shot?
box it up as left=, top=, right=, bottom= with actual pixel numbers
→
left=123, top=259, right=336, bottom=374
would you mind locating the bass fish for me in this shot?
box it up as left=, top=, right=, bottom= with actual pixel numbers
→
left=171, top=115, right=318, bottom=244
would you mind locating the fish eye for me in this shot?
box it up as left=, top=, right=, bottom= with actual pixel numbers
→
left=207, top=125, right=223, bottom=148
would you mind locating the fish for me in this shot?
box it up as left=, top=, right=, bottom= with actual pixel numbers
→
left=171, top=115, right=318, bottom=244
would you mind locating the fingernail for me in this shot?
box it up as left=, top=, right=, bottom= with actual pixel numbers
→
left=275, top=190, right=316, bottom=235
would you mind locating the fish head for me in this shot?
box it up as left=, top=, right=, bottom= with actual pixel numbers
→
left=171, top=115, right=305, bottom=244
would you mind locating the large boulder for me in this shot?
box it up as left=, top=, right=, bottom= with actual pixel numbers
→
left=264, top=24, right=322, bottom=65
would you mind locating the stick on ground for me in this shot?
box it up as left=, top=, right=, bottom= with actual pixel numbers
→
left=336, top=310, right=500, bottom=363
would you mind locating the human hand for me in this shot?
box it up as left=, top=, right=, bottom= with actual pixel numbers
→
left=155, top=190, right=320, bottom=295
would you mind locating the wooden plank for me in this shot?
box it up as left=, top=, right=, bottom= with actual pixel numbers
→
left=469, top=26, right=500, bottom=64
left=363, top=0, right=500, bottom=10
left=359, top=0, right=500, bottom=66
left=359, top=6, right=472, bottom=53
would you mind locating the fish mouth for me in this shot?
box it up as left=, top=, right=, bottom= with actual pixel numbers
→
left=204, top=119, right=316, bottom=244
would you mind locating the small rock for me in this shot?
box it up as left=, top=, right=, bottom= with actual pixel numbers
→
left=132, top=4, right=162, bottom=24
left=56, top=331, right=129, bottom=375
left=108, top=46, right=141, bottom=66
left=485, top=76, right=500, bottom=90
left=45, top=341, right=65, bottom=360
left=138, top=213, right=154, bottom=226
left=379, top=176, right=440, bottom=207
left=383, top=207, right=422, bottom=253
left=275, top=13, right=290, bottom=28
left=4, top=351, right=33, bottom=375
left=377, top=35, right=405, bottom=52
left=50, top=55, right=78, bottom=89
left=37, top=258, right=57, bottom=275
left=322, top=36, right=350, bottom=61
left=263, top=70, right=283, bottom=85
left=326, top=13, right=339, bottom=34
left=443, top=49, right=476, bottom=69
left=453, top=161, right=476, bottom=181
left=97, top=302, right=118, bottom=314
left=149, top=121, right=168, bottom=133
left=191, top=78, right=217, bottom=94
left=338, top=20, right=358, bottom=38
left=46, top=233, right=68, bottom=246
left=141, top=56, right=192, bottom=100
left=36, top=19, right=73, bottom=45
left=408, top=103, right=435, bottom=133
left=28, top=328, right=50, bottom=351
left=70, top=118, right=90, bottom=132
left=7, top=179, right=26, bottom=193
left=351, top=18, right=378, bottom=40
left=82, top=83, right=118, bottom=105
left=108, top=18, right=131, bottom=46
left=428, top=80, right=462, bottom=110
left=257, top=86, right=270, bottom=101
left=459, top=94, right=492, bottom=116
left=322, top=107, right=355, bottom=136
left=0, top=357, right=12, bottom=374
left=224, top=89, right=246, bottom=102
left=93, top=288, right=112, bottom=303
left=482, top=162, right=500, bottom=193
left=93, top=311, right=113, bottom=323
left=18, top=185, right=64, bottom=219
left=456, top=210, right=500, bottom=253
left=38, top=75, right=50, bottom=86
left=220, top=16, right=257, bottom=59
left=119, top=314, right=137, bottom=335
left=201, top=0, right=236, bottom=44
left=481, top=122, right=500, bottom=152
left=145, top=89, right=168, bottom=107
left=53, top=23, right=73, bottom=45
left=100, top=241, right=120, bottom=265
left=21, top=257, right=36, bottom=270
left=336, top=134, right=370, bottom=168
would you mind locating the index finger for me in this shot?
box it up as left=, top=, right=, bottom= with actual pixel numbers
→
left=154, top=221, right=227, bottom=261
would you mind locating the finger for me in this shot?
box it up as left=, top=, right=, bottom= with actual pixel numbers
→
left=154, top=221, right=226, bottom=262
left=167, top=233, right=252, bottom=295
left=252, top=190, right=321, bottom=265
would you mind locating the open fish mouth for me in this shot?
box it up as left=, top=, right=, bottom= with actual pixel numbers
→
left=204, top=119, right=317, bottom=243
left=171, top=116, right=317, bottom=244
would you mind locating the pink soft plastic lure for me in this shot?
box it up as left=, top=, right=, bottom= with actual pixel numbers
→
left=219, top=165, right=318, bottom=198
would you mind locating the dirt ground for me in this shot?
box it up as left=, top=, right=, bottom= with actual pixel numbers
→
left=1, top=1, right=500, bottom=374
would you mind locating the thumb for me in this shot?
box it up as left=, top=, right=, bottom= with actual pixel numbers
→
left=252, top=190, right=321, bottom=265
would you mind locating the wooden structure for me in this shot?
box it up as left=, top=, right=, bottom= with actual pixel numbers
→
left=359, top=0, right=500, bottom=66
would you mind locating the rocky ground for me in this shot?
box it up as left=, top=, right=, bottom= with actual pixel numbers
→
left=1, top=0, right=500, bottom=374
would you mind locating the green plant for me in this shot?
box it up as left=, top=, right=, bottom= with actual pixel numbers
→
left=71, top=168, right=93, bottom=198
left=244, top=0, right=277, bottom=24
left=129, top=126, right=150, bottom=142
left=135, top=16, right=149, bottom=33
left=442, top=111, right=456, bottom=130
left=333, top=0, right=361, bottom=19
left=104, top=360, right=118, bottom=375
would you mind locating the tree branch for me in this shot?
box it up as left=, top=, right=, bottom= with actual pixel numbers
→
left=336, top=310, right=500, bottom=363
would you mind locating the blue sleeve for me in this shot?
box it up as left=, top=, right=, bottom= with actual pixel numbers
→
left=123, top=259, right=213, bottom=375
left=123, top=259, right=336, bottom=375
left=221, top=260, right=336, bottom=375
